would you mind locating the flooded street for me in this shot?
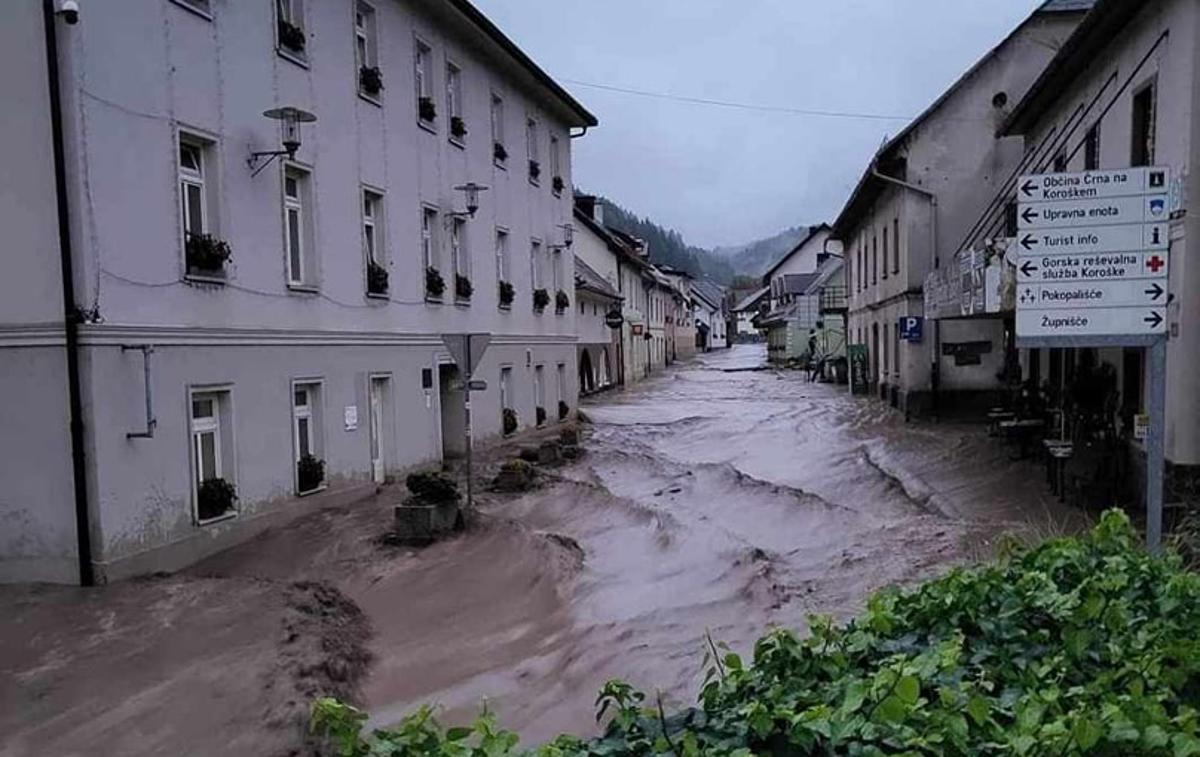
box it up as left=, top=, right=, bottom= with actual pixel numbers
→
left=360, top=344, right=1082, bottom=744
left=0, top=345, right=1085, bottom=756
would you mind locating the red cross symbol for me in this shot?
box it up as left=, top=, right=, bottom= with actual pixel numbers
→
left=1146, top=255, right=1166, bottom=274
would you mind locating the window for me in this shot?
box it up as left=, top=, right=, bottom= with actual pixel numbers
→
left=446, top=62, right=464, bottom=144
left=893, top=325, right=900, bottom=377
left=355, top=4, right=380, bottom=99
left=421, top=206, right=439, bottom=273
left=292, top=382, right=325, bottom=494
left=531, top=239, right=543, bottom=290
left=1084, top=124, right=1101, bottom=171
left=892, top=218, right=900, bottom=274
left=500, top=367, right=512, bottom=409
left=556, top=364, right=567, bottom=416
left=526, top=117, right=540, bottom=183
left=283, top=166, right=313, bottom=287
left=190, top=389, right=235, bottom=523
left=491, top=93, right=506, bottom=165
left=363, top=189, right=386, bottom=295
left=1053, top=150, right=1069, bottom=173
left=450, top=217, right=469, bottom=284
left=881, top=227, right=889, bottom=280
left=552, top=249, right=563, bottom=292
left=1131, top=81, right=1156, bottom=167
left=415, top=40, right=434, bottom=124
left=550, top=135, right=562, bottom=193
left=495, top=228, right=510, bottom=283
left=871, top=234, right=878, bottom=285
left=276, top=0, right=306, bottom=60
left=179, top=140, right=207, bottom=242
left=883, top=324, right=890, bottom=374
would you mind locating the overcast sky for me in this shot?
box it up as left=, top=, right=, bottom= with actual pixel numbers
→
left=471, top=0, right=1049, bottom=249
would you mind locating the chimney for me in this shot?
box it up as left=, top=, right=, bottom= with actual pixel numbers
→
left=575, top=195, right=597, bottom=220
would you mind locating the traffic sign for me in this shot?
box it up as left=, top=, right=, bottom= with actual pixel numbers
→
left=441, top=333, right=492, bottom=378
left=1016, top=307, right=1166, bottom=337
left=1017, top=167, right=1169, bottom=202
left=1017, top=251, right=1168, bottom=283
left=1016, top=223, right=1167, bottom=255
left=1017, top=194, right=1168, bottom=230
left=1016, top=280, right=1166, bottom=310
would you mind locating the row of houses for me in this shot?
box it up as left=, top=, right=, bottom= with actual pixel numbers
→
left=795, top=0, right=1200, bottom=502
left=572, top=196, right=728, bottom=396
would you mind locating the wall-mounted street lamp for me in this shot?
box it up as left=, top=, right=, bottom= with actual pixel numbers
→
left=549, top=222, right=574, bottom=253
left=248, top=107, right=317, bottom=177
left=449, top=183, right=489, bottom=219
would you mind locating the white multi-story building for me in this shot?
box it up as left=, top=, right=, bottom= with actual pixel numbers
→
left=1, top=0, right=595, bottom=583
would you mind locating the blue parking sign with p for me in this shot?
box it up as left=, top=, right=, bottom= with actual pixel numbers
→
left=899, top=316, right=923, bottom=342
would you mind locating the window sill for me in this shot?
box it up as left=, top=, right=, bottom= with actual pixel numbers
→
left=498, top=303, right=512, bottom=311
left=366, top=291, right=389, bottom=301
left=168, top=0, right=213, bottom=21
left=287, top=283, right=319, bottom=294
left=426, top=295, right=444, bottom=304
left=449, top=136, right=466, bottom=150
left=533, top=308, right=547, bottom=316
left=359, top=91, right=383, bottom=108
left=277, top=47, right=309, bottom=68
left=418, top=118, right=438, bottom=135
left=184, top=272, right=227, bottom=285
left=197, top=509, right=237, bottom=527
left=494, top=159, right=507, bottom=171
left=455, top=299, right=472, bottom=308
left=297, top=484, right=328, bottom=498
left=529, top=177, right=541, bottom=187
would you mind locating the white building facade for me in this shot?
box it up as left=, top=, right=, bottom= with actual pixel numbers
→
left=1, top=0, right=595, bottom=583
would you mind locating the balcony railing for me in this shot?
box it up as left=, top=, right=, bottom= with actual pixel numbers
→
left=819, top=286, right=848, bottom=312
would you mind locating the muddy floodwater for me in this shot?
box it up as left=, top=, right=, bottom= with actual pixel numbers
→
left=0, top=345, right=1085, bottom=756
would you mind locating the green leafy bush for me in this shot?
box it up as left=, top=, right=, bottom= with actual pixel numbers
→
left=502, top=407, right=518, bottom=436
left=535, top=406, right=547, bottom=427
left=196, top=477, right=236, bottom=521
left=555, top=290, right=570, bottom=313
left=426, top=267, right=446, bottom=299
left=185, top=232, right=231, bottom=274
left=532, top=288, right=550, bottom=312
left=558, top=400, right=569, bottom=421
left=297, top=454, right=325, bottom=493
left=498, top=280, right=515, bottom=308
left=406, top=471, right=460, bottom=504
left=310, top=511, right=1200, bottom=756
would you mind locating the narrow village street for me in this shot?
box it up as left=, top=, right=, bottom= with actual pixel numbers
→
left=1, top=346, right=1085, bottom=756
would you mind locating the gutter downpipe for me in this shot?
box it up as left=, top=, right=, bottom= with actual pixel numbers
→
left=43, top=0, right=95, bottom=586
left=870, top=167, right=940, bottom=420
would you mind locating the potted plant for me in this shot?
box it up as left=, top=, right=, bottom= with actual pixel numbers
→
left=297, top=454, right=325, bottom=493
left=197, top=477, right=236, bottom=521
left=418, top=96, right=436, bottom=122
left=532, top=288, right=550, bottom=312
left=555, top=289, right=570, bottom=313
left=493, top=141, right=508, bottom=162
left=536, top=406, right=547, bottom=427
left=502, top=407, right=518, bottom=436
left=367, top=260, right=388, bottom=295
left=558, top=400, right=569, bottom=421
left=425, top=267, right=445, bottom=299
left=277, top=19, right=306, bottom=52
left=498, top=280, right=515, bottom=308
left=185, top=232, right=232, bottom=275
left=450, top=116, right=467, bottom=140
left=552, top=175, right=565, bottom=194
left=359, top=66, right=384, bottom=96
left=455, top=273, right=473, bottom=301
left=528, top=160, right=541, bottom=181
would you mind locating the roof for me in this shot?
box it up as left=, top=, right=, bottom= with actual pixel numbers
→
left=573, top=206, right=651, bottom=271
left=444, top=0, right=597, bottom=128
left=1003, top=0, right=1143, bottom=136
left=691, top=280, right=726, bottom=310
left=732, top=286, right=770, bottom=312
left=762, top=224, right=832, bottom=281
left=831, top=0, right=1094, bottom=236
left=804, top=256, right=845, bottom=295
left=574, top=256, right=621, bottom=301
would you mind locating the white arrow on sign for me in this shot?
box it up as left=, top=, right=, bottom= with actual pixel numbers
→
left=1018, top=167, right=1169, bottom=202
left=1018, top=194, right=1168, bottom=231
left=1017, top=280, right=1167, bottom=310
left=1017, top=223, right=1168, bottom=255
left=1017, top=251, right=1168, bottom=283
left=1017, top=307, right=1166, bottom=337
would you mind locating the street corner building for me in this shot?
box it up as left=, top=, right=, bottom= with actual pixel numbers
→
left=834, top=0, right=1094, bottom=417
left=0, top=0, right=596, bottom=584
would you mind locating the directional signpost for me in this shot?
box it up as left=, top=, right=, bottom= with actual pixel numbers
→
left=441, top=333, right=492, bottom=515
left=1016, top=167, right=1170, bottom=551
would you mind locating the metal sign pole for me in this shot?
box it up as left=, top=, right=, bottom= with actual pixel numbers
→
left=1146, top=336, right=1166, bottom=553
left=463, top=337, right=473, bottom=516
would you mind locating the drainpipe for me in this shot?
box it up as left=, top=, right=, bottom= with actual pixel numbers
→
left=871, top=166, right=940, bottom=420
left=43, top=0, right=94, bottom=586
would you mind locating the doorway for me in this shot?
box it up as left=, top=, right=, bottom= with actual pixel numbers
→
left=369, top=375, right=390, bottom=483
left=438, top=364, right=466, bottom=459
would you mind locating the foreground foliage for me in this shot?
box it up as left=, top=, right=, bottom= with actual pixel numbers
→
left=312, top=511, right=1200, bottom=755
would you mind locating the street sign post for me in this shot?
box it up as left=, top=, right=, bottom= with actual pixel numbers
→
left=441, top=333, right=492, bottom=516
left=1016, top=167, right=1170, bottom=552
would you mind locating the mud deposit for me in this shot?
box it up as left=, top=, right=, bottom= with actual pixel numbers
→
left=0, top=345, right=1085, bottom=755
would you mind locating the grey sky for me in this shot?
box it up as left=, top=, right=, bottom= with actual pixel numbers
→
left=471, top=0, right=1048, bottom=249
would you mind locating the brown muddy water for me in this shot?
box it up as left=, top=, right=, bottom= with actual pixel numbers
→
left=0, top=345, right=1085, bottom=755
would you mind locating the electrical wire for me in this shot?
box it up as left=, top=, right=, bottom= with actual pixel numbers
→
left=100, top=268, right=430, bottom=308
left=559, top=78, right=916, bottom=122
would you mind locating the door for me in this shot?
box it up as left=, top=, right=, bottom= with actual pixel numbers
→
left=369, top=376, right=388, bottom=483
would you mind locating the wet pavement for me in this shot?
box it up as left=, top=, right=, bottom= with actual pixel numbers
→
left=361, top=344, right=1085, bottom=744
